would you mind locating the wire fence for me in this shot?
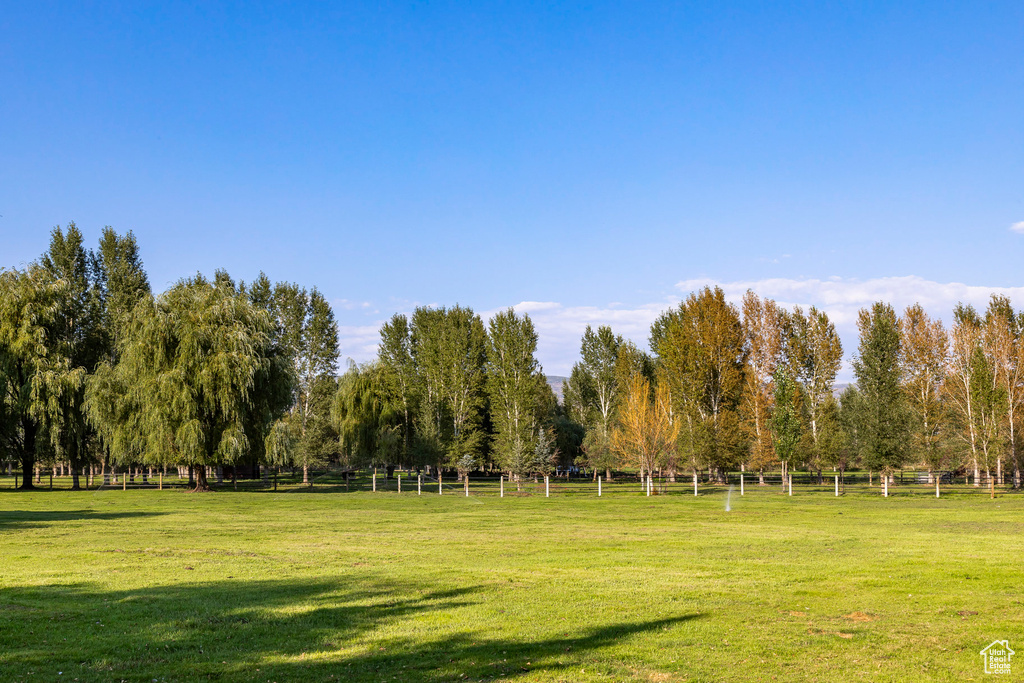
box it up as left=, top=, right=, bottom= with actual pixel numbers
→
left=1, top=468, right=1019, bottom=498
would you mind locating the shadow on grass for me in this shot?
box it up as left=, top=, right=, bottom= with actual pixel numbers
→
left=0, top=575, right=702, bottom=681
left=0, top=509, right=166, bottom=530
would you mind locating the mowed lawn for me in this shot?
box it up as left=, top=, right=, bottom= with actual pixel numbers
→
left=1, top=484, right=1022, bottom=682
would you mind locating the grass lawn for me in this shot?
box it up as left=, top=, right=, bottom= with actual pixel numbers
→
left=1, top=482, right=1021, bottom=681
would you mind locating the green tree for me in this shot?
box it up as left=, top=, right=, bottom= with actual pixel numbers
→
left=486, top=308, right=543, bottom=485
left=852, top=302, right=911, bottom=479
left=271, top=284, right=340, bottom=482
left=86, top=274, right=283, bottom=490
left=563, top=325, right=625, bottom=478
left=333, top=362, right=400, bottom=472
left=378, top=314, right=418, bottom=463
left=653, top=286, right=746, bottom=483
left=789, top=306, right=843, bottom=478
left=410, top=305, right=487, bottom=476
left=770, top=367, right=802, bottom=486
left=0, top=266, right=66, bottom=489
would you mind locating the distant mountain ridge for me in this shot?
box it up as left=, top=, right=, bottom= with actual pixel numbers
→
left=546, top=375, right=567, bottom=403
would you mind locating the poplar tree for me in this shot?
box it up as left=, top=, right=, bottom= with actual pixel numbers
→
left=984, top=296, right=1022, bottom=486
left=899, top=303, right=950, bottom=481
left=563, top=325, right=623, bottom=479
left=611, top=373, right=678, bottom=481
left=378, top=314, right=417, bottom=462
left=653, top=286, right=746, bottom=482
left=410, top=305, right=487, bottom=475
left=486, top=308, right=542, bottom=484
left=789, top=305, right=843, bottom=479
left=37, top=225, right=106, bottom=489
left=271, top=284, right=340, bottom=483
left=740, top=291, right=785, bottom=484
left=852, top=302, right=910, bottom=479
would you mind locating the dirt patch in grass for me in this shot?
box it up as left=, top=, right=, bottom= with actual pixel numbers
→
left=844, top=611, right=876, bottom=622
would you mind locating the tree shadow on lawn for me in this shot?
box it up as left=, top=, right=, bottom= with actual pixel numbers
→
left=0, top=509, right=166, bottom=530
left=0, top=575, right=703, bottom=681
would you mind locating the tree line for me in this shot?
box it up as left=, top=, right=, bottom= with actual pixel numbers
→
left=566, top=288, right=1023, bottom=491
left=3, top=226, right=1021, bottom=492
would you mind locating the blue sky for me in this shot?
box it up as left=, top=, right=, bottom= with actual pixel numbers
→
left=2, top=2, right=1023, bottom=377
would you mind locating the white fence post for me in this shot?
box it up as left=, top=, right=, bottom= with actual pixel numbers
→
left=646, top=475, right=651, bottom=497
left=835, top=475, right=839, bottom=496
left=693, top=473, right=698, bottom=497
left=884, top=476, right=888, bottom=498
left=936, top=478, right=940, bottom=498
left=740, top=473, right=744, bottom=496
left=598, top=475, right=602, bottom=497
left=439, top=473, right=442, bottom=495
left=545, top=475, right=549, bottom=498
left=500, top=475, right=504, bottom=498
left=465, top=474, right=469, bottom=497
left=418, top=474, right=422, bottom=495
left=788, top=474, right=792, bottom=496
left=398, top=474, right=401, bottom=493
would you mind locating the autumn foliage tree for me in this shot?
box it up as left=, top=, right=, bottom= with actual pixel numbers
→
left=610, top=373, right=678, bottom=482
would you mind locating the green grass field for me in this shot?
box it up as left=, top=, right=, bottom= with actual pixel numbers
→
left=1, top=482, right=1022, bottom=682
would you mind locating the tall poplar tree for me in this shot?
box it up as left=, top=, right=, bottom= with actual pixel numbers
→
left=410, top=305, right=487, bottom=475
left=272, top=284, right=340, bottom=482
left=37, top=225, right=106, bottom=489
left=789, top=305, right=843, bottom=477
left=899, top=303, right=950, bottom=481
left=486, top=308, right=543, bottom=483
left=984, top=296, right=1022, bottom=486
left=740, top=291, right=785, bottom=483
left=653, top=286, right=746, bottom=482
left=563, top=325, right=623, bottom=478
left=852, top=302, right=910, bottom=478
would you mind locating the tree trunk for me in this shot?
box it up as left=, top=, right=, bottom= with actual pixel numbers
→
left=302, top=464, right=309, bottom=484
left=194, top=465, right=210, bottom=492
left=18, top=421, right=37, bottom=490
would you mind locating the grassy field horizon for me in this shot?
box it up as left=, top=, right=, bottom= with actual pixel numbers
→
left=1, top=485, right=1021, bottom=681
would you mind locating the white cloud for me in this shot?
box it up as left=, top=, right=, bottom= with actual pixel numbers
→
left=337, top=276, right=1024, bottom=382
left=1011, top=221, right=1024, bottom=234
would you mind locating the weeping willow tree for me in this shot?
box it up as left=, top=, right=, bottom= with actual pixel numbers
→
left=86, top=273, right=287, bottom=490
left=333, top=362, right=401, bottom=474
left=0, top=265, right=67, bottom=489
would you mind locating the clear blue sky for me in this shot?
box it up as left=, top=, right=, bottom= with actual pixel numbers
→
left=2, top=2, right=1023, bottom=374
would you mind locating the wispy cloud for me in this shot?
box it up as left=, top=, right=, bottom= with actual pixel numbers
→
left=1011, top=221, right=1024, bottom=234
